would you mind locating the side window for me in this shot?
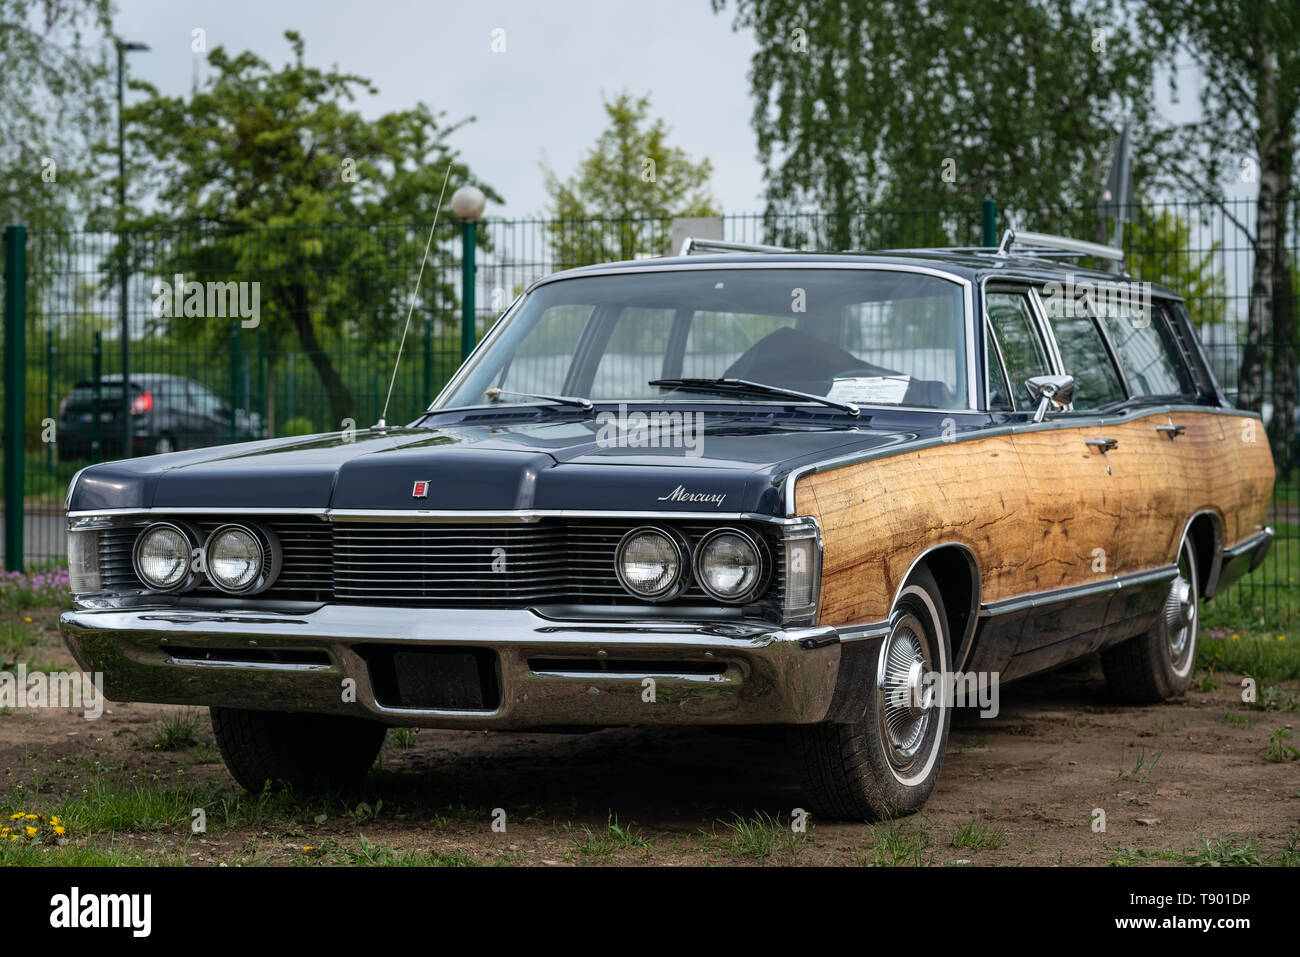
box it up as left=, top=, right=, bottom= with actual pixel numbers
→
left=1097, top=302, right=1195, bottom=398
left=985, top=290, right=1049, bottom=409
left=985, top=328, right=1012, bottom=411
left=1041, top=296, right=1126, bottom=410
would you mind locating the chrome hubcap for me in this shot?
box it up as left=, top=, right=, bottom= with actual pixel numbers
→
left=878, top=614, right=932, bottom=767
left=1164, top=543, right=1197, bottom=665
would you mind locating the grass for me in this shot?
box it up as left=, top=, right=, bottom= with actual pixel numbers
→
left=1201, top=522, right=1300, bottom=636
left=1182, top=837, right=1266, bottom=866
left=47, top=781, right=197, bottom=834
left=1198, top=629, right=1300, bottom=683
left=708, top=810, right=810, bottom=860
left=950, top=819, right=1009, bottom=852
left=0, top=841, right=184, bottom=866
left=862, top=818, right=934, bottom=866
left=387, top=727, right=419, bottom=751
left=0, top=611, right=62, bottom=668
left=1117, top=745, right=1165, bottom=781
left=309, top=835, right=477, bottom=867
left=572, top=812, right=651, bottom=857
left=1110, top=831, right=1300, bottom=866
left=145, top=710, right=203, bottom=751
left=5, top=778, right=340, bottom=836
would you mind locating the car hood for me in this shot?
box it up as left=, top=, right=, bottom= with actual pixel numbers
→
left=67, top=413, right=940, bottom=516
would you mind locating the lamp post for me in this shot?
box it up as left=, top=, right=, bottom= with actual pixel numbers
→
left=116, top=39, right=149, bottom=458
left=451, top=185, right=486, bottom=361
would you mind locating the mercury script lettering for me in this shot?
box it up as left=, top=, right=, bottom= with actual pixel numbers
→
left=656, top=485, right=726, bottom=507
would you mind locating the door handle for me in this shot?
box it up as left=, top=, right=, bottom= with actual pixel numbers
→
left=1085, top=438, right=1118, bottom=451
left=1156, top=423, right=1186, bottom=438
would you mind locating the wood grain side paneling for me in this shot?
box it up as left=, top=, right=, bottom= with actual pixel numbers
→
left=795, top=410, right=1275, bottom=628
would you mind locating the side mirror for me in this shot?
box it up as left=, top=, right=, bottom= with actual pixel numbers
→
left=1025, top=374, right=1075, bottom=423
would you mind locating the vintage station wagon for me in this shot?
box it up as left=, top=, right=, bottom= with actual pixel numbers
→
left=61, top=231, right=1275, bottom=820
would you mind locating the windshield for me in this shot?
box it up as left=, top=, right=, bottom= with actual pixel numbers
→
left=437, top=267, right=971, bottom=411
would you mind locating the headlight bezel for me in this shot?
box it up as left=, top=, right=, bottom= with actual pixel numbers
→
left=693, top=526, right=769, bottom=604
left=202, top=522, right=281, bottom=595
left=614, top=525, right=691, bottom=602
left=131, top=521, right=203, bottom=593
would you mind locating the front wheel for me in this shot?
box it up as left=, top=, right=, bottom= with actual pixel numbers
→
left=787, top=565, right=953, bottom=820
left=210, top=707, right=387, bottom=794
left=1101, top=534, right=1200, bottom=703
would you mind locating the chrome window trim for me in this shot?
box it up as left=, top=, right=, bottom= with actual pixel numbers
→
left=979, top=280, right=1048, bottom=412
left=429, top=262, right=978, bottom=414
left=1026, top=285, right=1066, bottom=374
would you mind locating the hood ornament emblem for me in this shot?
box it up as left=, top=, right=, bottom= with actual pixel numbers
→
left=412, top=480, right=430, bottom=499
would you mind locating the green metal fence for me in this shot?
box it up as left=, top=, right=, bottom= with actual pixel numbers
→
left=2, top=201, right=1296, bottom=627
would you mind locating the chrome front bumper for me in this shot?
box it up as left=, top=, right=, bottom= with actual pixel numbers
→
left=60, top=605, right=885, bottom=728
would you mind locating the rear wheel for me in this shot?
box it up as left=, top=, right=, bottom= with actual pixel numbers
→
left=210, top=707, right=387, bottom=793
left=787, top=565, right=953, bottom=820
left=1101, top=534, right=1200, bottom=702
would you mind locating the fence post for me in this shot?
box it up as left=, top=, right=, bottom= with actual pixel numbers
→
left=3, top=225, right=27, bottom=571
left=461, top=221, right=477, bottom=360
left=91, top=332, right=102, bottom=463
left=981, top=198, right=997, bottom=248
left=423, top=314, right=432, bottom=405
left=229, top=324, right=240, bottom=442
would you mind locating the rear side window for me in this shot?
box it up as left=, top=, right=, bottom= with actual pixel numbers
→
left=1041, top=299, right=1126, bottom=410
left=1097, top=303, right=1194, bottom=397
left=985, top=290, right=1049, bottom=410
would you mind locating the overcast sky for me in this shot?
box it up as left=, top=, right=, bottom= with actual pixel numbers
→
left=114, top=0, right=766, bottom=220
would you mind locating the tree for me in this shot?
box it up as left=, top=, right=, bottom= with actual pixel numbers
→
left=1140, top=0, right=1298, bottom=473
left=712, top=0, right=1163, bottom=250
left=115, top=31, right=500, bottom=429
left=0, top=0, right=115, bottom=231
left=1124, top=206, right=1227, bottom=328
left=542, top=91, right=719, bottom=266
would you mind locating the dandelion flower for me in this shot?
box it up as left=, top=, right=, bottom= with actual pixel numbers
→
left=52, top=825, right=65, bottom=836
left=24, top=826, right=37, bottom=837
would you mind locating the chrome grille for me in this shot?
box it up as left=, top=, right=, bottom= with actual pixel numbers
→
left=99, top=516, right=784, bottom=609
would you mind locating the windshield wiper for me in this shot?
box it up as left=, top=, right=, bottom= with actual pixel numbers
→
left=483, top=387, right=594, bottom=412
left=649, top=377, right=860, bottom=416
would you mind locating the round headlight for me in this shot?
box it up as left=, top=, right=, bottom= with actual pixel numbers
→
left=695, top=528, right=766, bottom=603
left=133, top=523, right=196, bottom=591
left=616, top=526, right=688, bottom=601
left=204, top=523, right=279, bottom=595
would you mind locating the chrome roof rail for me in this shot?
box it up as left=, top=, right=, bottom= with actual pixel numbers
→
left=996, top=228, right=1125, bottom=264
left=679, top=237, right=794, bottom=256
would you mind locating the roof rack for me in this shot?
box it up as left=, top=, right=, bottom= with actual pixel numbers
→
left=679, top=237, right=793, bottom=256
left=678, top=230, right=1127, bottom=272
left=997, top=228, right=1125, bottom=265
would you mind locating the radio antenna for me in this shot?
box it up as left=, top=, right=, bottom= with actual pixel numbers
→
left=375, top=162, right=453, bottom=430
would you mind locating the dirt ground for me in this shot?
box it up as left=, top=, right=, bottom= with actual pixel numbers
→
left=1, top=634, right=1297, bottom=866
